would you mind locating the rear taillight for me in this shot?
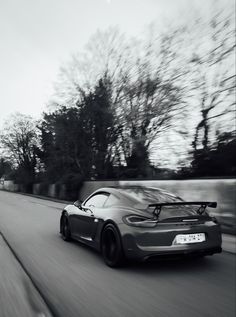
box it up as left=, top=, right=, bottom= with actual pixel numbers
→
left=123, top=215, right=157, bottom=228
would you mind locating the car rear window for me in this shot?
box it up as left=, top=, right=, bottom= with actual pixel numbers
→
left=118, top=187, right=197, bottom=217
left=118, top=187, right=182, bottom=204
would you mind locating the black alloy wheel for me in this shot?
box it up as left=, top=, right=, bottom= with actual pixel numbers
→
left=61, top=216, right=71, bottom=241
left=101, top=224, right=124, bottom=267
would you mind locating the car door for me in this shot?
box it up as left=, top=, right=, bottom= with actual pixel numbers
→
left=77, top=193, right=109, bottom=240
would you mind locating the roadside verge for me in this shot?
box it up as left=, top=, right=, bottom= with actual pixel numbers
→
left=222, top=234, right=236, bottom=254
left=0, top=233, right=53, bottom=317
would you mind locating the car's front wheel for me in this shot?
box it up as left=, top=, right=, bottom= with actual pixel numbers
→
left=101, top=224, right=125, bottom=267
left=61, top=216, right=71, bottom=241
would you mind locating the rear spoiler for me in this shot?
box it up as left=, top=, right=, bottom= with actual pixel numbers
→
left=148, top=201, right=217, bottom=216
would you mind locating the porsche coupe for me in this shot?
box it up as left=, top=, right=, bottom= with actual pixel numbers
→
left=60, top=186, right=222, bottom=267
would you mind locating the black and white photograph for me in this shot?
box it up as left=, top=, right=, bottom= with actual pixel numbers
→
left=0, top=0, right=235, bottom=316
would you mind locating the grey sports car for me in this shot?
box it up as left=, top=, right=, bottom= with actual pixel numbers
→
left=60, top=186, right=222, bottom=267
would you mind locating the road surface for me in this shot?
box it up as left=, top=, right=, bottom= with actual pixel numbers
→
left=0, top=190, right=235, bottom=317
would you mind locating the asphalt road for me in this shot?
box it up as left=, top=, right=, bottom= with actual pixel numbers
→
left=0, top=191, right=235, bottom=317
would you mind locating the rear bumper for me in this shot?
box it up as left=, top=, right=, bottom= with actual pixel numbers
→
left=119, top=222, right=222, bottom=260
left=142, top=247, right=222, bottom=261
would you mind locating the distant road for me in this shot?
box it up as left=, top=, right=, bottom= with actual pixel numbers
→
left=0, top=191, right=235, bottom=317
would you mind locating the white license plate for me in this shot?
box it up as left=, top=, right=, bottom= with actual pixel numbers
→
left=173, top=233, right=206, bottom=244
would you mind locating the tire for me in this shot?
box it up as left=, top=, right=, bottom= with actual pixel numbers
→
left=61, top=216, right=71, bottom=241
left=101, top=224, right=125, bottom=267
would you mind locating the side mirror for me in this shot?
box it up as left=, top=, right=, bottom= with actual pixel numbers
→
left=73, top=200, right=82, bottom=208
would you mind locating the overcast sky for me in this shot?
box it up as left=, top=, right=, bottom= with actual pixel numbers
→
left=1, top=0, right=225, bottom=127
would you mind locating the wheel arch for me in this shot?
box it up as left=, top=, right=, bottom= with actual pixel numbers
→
left=99, top=220, right=124, bottom=252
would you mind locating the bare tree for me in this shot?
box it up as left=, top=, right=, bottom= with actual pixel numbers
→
left=0, top=113, right=38, bottom=187
left=51, top=25, right=189, bottom=173
left=53, top=27, right=131, bottom=108
left=113, top=27, right=188, bottom=169
left=189, top=9, right=236, bottom=151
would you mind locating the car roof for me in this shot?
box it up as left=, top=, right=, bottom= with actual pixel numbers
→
left=93, top=185, right=175, bottom=202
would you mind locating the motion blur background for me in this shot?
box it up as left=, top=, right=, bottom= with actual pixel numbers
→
left=0, top=2, right=235, bottom=317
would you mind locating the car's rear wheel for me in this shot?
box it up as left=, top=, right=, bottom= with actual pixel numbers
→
left=61, top=216, right=71, bottom=241
left=101, top=224, right=124, bottom=267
